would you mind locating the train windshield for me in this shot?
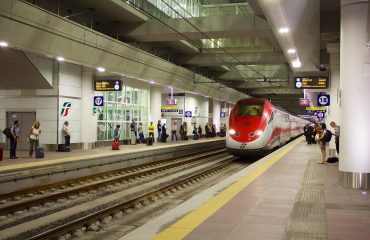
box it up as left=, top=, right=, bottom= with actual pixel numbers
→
left=237, top=104, right=263, bottom=116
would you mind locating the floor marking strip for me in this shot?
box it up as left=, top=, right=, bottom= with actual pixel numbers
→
left=154, top=137, right=303, bottom=240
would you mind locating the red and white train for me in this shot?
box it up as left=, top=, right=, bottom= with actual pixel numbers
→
left=226, top=98, right=307, bottom=156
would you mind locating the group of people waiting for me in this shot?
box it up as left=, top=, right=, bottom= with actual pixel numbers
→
left=114, top=119, right=227, bottom=145
left=304, top=121, right=340, bottom=164
left=4, top=120, right=71, bottom=159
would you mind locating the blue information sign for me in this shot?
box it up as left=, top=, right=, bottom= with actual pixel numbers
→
left=317, top=94, right=330, bottom=106
left=185, top=111, right=192, bottom=118
left=178, top=109, right=183, bottom=114
left=220, top=112, right=226, bottom=118
left=94, top=96, right=104, bottom=107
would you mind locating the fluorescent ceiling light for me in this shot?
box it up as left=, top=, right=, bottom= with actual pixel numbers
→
left=56, top=56, right=64, bottom=61
left=292, top=59, right=302, bottom=68
left=0, top=41, right=8, bottom=47
left=278, top=27, right=289, bottom=33
left=287, top=48, right=296, bottom=54
left=97, top=67, right=105, bottom=72
left=149, top=81, right=155, bottom=84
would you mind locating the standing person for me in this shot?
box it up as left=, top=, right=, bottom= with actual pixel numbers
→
left=138, top=122, right=144, bottom=143
left=114, top=124, right=120, bottom=141
left=198, top=125, right=202, bottom=137
left=148, top=121, right=155, bottom=142
left=29, top=121, right=41, bottom=157
left=306, top=124, right=315, bottom=144
left=205, top=123, right=209, bottom=138
left=130, top=119, right=137, bottom=145
left=10, top=120, right=20, bottom=159
left=316, top=123, right=328, bottom=164
left=161, top=123, right=167, bottom=142
left=63, top=121, right=71, bottom=149
left=304, top=124, right=309, bottom=143
left=183, top=122, right=188, bottom=137
left=171, top=121, right=178, bottom=141
left=157, top=120, right=162, bottom=141
left=330, top=121, right=340, bottom=154
left=211, top=124, right=216, bottom=137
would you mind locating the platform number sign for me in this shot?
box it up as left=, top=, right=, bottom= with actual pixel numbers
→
left=317, top=112, right=324, bottom=118
left=220, top=112, right=226, bottom=118
left=185, top=111, right=192, bottom=118
left=94, top=96, right=104, bottom=107
left=317, top=94, right=330, bottom=106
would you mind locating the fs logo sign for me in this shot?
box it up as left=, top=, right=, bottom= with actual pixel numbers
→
left=60, top=102, right=72, bottom=116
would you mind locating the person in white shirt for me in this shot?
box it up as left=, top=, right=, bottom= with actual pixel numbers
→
left=63, top=121, right=71, bottom=149
left=29, top=121, right=41, bottom=157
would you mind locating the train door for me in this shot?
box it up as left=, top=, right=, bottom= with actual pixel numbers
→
left=6, top=112, right=36, bottom=150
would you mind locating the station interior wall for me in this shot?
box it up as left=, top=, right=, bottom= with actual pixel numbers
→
left=0, top=51, right=230, bottom=149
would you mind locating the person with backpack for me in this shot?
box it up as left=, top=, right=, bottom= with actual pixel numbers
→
left=10, top=120, right=20, bottom=159
left=316, top=123, right=331, bottom=164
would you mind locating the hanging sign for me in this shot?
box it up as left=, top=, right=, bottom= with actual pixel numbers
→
left=295, top=77, right=328, bottom=89
left=94, top=80, right=122, bottom=91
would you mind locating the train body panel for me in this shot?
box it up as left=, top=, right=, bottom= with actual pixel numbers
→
left=226, top=98, right=307, bottom=156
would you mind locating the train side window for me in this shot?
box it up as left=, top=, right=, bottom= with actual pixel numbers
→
left=268, top=111, right=274, bottom=123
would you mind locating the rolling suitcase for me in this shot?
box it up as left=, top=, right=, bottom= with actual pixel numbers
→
left=112, top=140, right=120, bottom=150
left=146, top=137, right=153, bottom=146
left=193, top=135, right=199, bottom=140
left=35, top=147, right=44, bottom=158
left=326, top=156, right=338, bottom=163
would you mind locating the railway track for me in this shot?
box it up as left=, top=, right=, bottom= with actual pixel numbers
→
left=0, top=149, right=241, bottom=240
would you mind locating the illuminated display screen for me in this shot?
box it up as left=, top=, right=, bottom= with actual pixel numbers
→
left=295, top=77, right=328, bottom=89
left=94, top=80, right=122, bottom=91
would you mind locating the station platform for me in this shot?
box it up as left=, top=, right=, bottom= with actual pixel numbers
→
left=0, top=137, right=225, bottom=193
left=120, top=137, right=370, bottom=240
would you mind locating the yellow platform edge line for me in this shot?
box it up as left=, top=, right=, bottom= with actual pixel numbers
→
left=154, top=137, right=303, bottom=240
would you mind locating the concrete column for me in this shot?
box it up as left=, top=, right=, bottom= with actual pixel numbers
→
left=212, top=99, right=221, bottom=132
left=80, top=67, right=97, bottom=149
left=326, top=43, right=341, bottom=156
left=150, top=86, right=162, bottom=139
left=339, top=0, right=370, bottom=189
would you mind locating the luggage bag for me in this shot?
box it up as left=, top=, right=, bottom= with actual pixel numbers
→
left=112, top=140, right=120, bottom=150
left=146, top=137, right=153, bottom=146
left=326, top=156, right=338, bottom=163
left=35, top=147, right=44, bottom=158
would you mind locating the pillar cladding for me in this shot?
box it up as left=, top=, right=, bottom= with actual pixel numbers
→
left=212, top=99, right=221, bottom=133
left=81, top=67, right=97, bottom=149
left=326, top=43, right=341, bottom=156
left=339, top=0, right=370, bottom=189
left=150, top=86, right=162, bottom=139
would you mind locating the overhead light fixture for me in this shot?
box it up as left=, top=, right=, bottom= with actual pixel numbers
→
left=0, top=41, right=8, bottom=47
left=287, top=48, right=296, bottom=54
left=97, top=67, right=105, bottom=72
left=149, top=80, right=155, bottom=84
left=278, top=27, right=289, bottom=33
left=292, top=58, right=302, bottom=68
left=56, top=56, right=64, bottom=62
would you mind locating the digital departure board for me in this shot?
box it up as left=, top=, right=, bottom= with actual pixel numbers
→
left=294, top=77, right=328, bottom=89
left=94, top=80, right=122, bottom=91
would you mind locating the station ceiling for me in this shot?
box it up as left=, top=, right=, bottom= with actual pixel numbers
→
left=24, top=0, right=340, bottom=115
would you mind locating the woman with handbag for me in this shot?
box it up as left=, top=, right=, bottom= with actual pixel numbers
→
left=29, top=121, right=41, bottom=157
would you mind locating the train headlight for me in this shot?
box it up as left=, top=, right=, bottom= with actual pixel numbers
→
left=229, top=129, right=236, bottom=135
left=255, top=130, right=263, bottom=136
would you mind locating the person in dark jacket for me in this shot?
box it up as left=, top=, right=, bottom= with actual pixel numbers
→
left=161, top=123, right=168, bottom=142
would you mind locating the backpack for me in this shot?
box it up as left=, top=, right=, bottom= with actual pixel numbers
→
left=324, top=130, right=332, bottom=142
left=2, top=127, right=12, bottom=138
